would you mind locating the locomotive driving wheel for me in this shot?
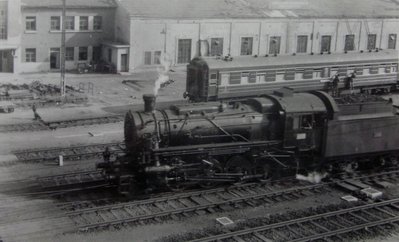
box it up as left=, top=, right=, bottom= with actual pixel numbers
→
left=225, top=155, right=253, bottom=176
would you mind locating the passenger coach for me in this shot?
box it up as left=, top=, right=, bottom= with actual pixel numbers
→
left=185, top=50, right=399, bottom=102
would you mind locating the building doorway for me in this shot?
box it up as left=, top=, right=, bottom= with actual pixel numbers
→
left=121, top=54, right=128, bottom=72
left=178, top=39, right=192, bottom=63
left=0, top=50, right=13, bottom=73
left=50, top=48, right=60, bottom=69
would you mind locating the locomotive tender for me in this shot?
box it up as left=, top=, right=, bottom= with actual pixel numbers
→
left=99, top=90, right=399, bottom=195
left=186, top=50, right=399, bottom=102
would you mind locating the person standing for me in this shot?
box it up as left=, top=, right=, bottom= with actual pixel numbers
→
left=32, top=104, right=40, bottom=120
left=347, top=71, right=357, bottom=94
left=331, top=74, right=340, bottom=97
left=103, top=147, right=111, bottom=163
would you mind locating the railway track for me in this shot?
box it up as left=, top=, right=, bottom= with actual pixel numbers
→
left=186, top=198, right=399, bottom=242
left=0, top=115, right=123, bottom=133
left=14, top=142, right=125, bottom=163
left=0, top=121, right=48, bottom=132
left=67, top=180, right=330, bottom=231
left=66, top=169, right=399, bottom=232
left=37, top=170, right=107, bottom=190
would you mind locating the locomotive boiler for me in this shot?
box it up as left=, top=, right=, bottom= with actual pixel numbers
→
left=98, top=89, right=399, bottom=195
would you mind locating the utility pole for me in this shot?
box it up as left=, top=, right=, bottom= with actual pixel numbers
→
left=60, top=0, right=66, bottom=97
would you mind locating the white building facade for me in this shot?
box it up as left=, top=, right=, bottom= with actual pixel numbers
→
left=114, top=0, right=399, bottom=72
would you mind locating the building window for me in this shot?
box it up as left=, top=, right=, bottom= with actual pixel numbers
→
left=240, top=37, right=253, bottom=55
left=321, top=35, right=331, bottom=52
left=65, top=16, right=75, bottom=30
left=367, top=34, right=377, bottom=50
left=269, top=36, right=281, bottom=54
left=65, top=47, right=74, bottom=61
left=79, top=16, right=88, bottom=30
left=144, top=51, right=152, bottom=65
left=50, top=16, right=60, bottom=31
left=296, top=35, right=308, bottom=53
left=25, top=16, right=36, bottom=31
left=25, top=48, right=36, bottom=62
left=388, top=34, right=397, bottom=49
left=79, top=47, right=88, bottom=60
left=154, top=51, right=162, bottom=64
left=210, top=38, right=223, bottom=56
left=177, top=39, right=192, bottom=64
left=93, top=16, right=102, bottom=30
left=345, top=34, right=355, bottom=51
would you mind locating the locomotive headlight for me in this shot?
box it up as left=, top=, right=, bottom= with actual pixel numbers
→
left=279, top=111, right=285, bottom=116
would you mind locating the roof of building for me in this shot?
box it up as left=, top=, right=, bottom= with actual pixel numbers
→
left=118, top=0, right=399, bottom=19
left=21, top=0, right=117, bottom=9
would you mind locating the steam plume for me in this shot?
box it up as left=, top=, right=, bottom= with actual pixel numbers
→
left=296, top=171, right=328, bottom=184
left=153, top=53, right=171, bottom=96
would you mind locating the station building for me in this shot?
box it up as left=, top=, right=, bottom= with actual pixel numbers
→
left=117, top=0, right=399, bottom=72
left=0, top=0, right=22, bottom=73
left=1, top=0, right=399, bottom=74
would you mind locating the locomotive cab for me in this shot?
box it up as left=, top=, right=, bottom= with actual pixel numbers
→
left=266, top=89, right=329, bottom=152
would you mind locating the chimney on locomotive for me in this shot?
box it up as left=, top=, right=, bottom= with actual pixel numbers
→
left=143, top=94, right=156, bottom=113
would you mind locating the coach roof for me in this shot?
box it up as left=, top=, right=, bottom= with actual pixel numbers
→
left=198, top=50, right=399, bottom=70
left=118, top=0, right=399, bottom=19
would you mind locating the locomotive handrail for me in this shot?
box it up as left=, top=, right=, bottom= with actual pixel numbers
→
left=152, top=140, right=281, bottom=156
left=193, top=134, right=249, bottom=142
left=204, top=116, right=241, bottom=141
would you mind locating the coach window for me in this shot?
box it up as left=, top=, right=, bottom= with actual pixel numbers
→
left=284, top=69, right=295, bottom=80
left=248, top=72, right=257, bottom=84
left=314, top=69, right=321, bottom=78
left=241, top=37, right=253, bottom=55
left=388, top=34, right=397, bottom=49
left=321, top=67, right=330, bottom=78
left=220, top=73, right=230, bottom=86
left=303, top=69, right=313, bottom=79
left=370, top=66, right=379, bottom=74
left=266, top=71, right=276, bottom=82
left=355, top=67, right=363, bottom=75
left=256, top=72, right=266, bottom=83
left=392, top=64, right=397, bottom=73
left=363, top=66, right=370, bottom=75
left=385, top=65, right=392, bottom=73
left=378, top=65, right=386, bottom=74
left=241, top=72, right=249, bottom=84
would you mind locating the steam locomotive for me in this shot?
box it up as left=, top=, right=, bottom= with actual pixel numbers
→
left=98, top=89, right=399, bottom=195
left=185, top=50, right=399, bottom=102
